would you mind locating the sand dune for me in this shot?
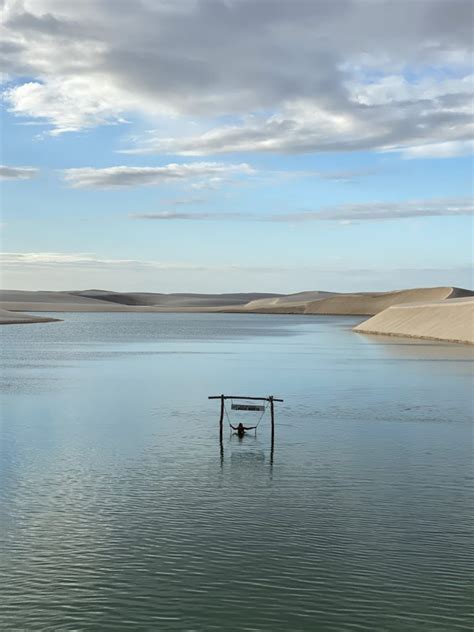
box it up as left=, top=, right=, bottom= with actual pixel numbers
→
left=354, top=297, right=474, bottom=344
left=0, top=308, right=61, bottom=325
left=0, top=290, right=111, bottom=305
left=304, top=286, right=470, bottom=315
left=71, top=290, right=281, bottom=307
left=0, top=290, right=281, bottom=312
left=0, top=301, right=161, bottom=313
left=2, top=287, right=470, bottom=316
left=0, top=302, right=244, bottom=314
left=246, top=287, right=472, bottom=315
left=241, top=291, right=336, bottom=311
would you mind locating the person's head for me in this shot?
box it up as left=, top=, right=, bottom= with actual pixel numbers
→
left=238, top=422, right=244, bottom=429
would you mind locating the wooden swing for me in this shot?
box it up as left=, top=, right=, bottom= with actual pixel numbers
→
left=208, top=394, right=284, bottom=441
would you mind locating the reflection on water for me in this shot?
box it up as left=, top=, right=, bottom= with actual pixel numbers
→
left=0, top=313, right=473, bottom=631
left=222, top=426, right=274, bottom=469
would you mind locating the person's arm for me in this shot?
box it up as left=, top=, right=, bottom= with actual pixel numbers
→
left=230, top=424, right=238, bottom=430
left=242, top=425, right=256, bottom=430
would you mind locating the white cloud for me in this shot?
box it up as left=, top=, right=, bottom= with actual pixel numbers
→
left=124, top=92, right=474, bottom=156
left=314, top=169, right=376, bottom=183
left=4, top=78, right=128, bottom=134
left=62, top=162, right=255, bottom=188
left=131, top=197, right=474, bottom=223
left=0, top=252, right=150, bottom=266
left=276, top=198, right=474, bottom=222
left=0, top=252, right=283, bottom=273
left=1, top=0, right=472, bottom=156
left=162, top=196, right=207, bottom=206
left=132, top=211, right=249, bottom=221
left=397, top=140, right=474, bottom=159
left=0, top=165, right=38, bottom=180
left=350, top=73, right=474, bottom=107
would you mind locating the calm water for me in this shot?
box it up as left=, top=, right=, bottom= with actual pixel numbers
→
left=1, top=313, right=473, bottom=631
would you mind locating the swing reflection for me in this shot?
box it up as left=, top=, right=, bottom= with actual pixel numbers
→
left=220, top=428, right=274, bottom=467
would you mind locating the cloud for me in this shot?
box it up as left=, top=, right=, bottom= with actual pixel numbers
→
left=127, top=94, right=474, bottom=156
left=397, top=140, right=474, bottom=159
left=0, top=252, right=151, bottom=267
left=275, top=198, right=474, bottom=222
left=0, top=252, right=284, bottom=273
left=162, top=197, right=207, bottom=206
left=131, top=198, right=474, bottom=223
left=132, top=211, right=248, bottom=221
left=0, top=165, right=38, bottom=180
left=62, top=162, right=255, bottom=188
left=4, top=79, right=128, bottom=135
left=1, top=0, right=472, bottom=157
left=315, top=169, right=376, bottom=183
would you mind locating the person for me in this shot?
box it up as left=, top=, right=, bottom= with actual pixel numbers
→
left=230, top=422, right=247, bottom=437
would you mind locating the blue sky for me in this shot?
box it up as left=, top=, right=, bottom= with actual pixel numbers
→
left=1, top=0, right=473, bottom=293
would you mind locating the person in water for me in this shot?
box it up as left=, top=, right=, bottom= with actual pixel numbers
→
left=230, top=422, right=247, bottom=437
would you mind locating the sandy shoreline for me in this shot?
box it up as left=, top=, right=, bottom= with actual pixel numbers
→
left=0, top=308, right=62, bottom=325
left=1, top=286, right=472, bottom=344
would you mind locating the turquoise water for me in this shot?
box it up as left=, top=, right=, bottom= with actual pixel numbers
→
left=1, top=313, right=473, bottom=631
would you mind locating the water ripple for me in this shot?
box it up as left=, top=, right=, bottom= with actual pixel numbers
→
left=1, top=313, right=472, bottom=630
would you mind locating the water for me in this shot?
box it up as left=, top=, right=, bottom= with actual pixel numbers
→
left=1, top=313, right=472, bottom=631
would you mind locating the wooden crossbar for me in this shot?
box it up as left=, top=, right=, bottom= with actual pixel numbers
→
left=208, top=395, right=284, bottom=402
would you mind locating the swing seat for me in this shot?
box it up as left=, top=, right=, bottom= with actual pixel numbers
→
left=231, top=404, right=265, bottom=412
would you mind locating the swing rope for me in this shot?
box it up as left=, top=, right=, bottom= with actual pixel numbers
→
left=225, top=398, right=267, bottom=431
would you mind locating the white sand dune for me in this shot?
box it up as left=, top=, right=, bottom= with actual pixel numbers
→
left=0, top=308, right=61, bottom=325
left=0, top=290, right=111, bottom=305
left=0, top=301, right=263, bottom=315
left=304, top=287, right=471, bottom=315
left=0, top=290, right=281, bottom=312
left=241, top=291, right=336, bottom=311
left=73, top=290, right=281, bottom=307
left=354, top=297, right=474, bottom=344
left=0, top=301, right=160, bottom=313
left=244, top=287, right=472, bottom=315
left=3, top=287, right=470, bottom=316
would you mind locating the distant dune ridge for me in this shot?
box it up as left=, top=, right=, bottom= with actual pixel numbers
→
left=0, top=286, right=472, bottom=344
left=240, top=287, right=472, bottom=315
left=71, top=290, right=282, bottom=308
left=1, top=287, right=469, bottom=315
left=240, top=291, right=337, bottom=311
left=0, top=290, right=282, bottom=313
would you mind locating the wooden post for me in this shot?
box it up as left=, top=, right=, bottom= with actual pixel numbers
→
left=219, top=394, right=224, bottom=444
left=220, top=434, right=224, bottom=467
left=270, top=395, right=275, bottom=444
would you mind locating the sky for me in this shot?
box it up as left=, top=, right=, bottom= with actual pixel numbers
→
left=0, top=0, right=473, bottom=293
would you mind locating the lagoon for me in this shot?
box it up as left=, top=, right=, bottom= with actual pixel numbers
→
left=0, top=313, right=472, bottom=631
